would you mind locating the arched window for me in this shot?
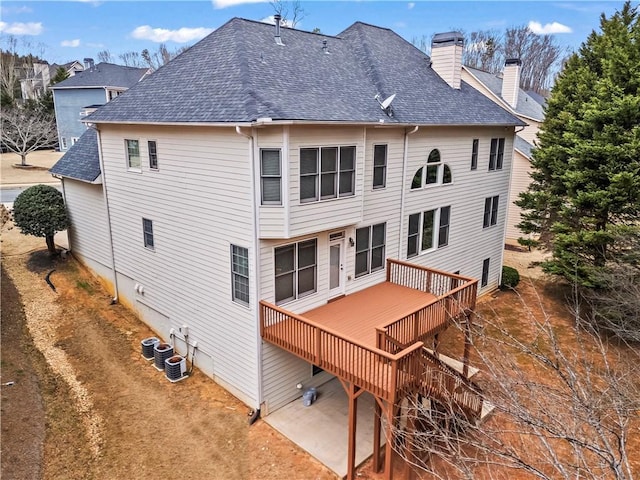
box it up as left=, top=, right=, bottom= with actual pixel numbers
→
left=443, top=164, right=452, bottom=184
left=426, top=149, right=441, bottom=185
left=411, top=167, right=423, bottom=189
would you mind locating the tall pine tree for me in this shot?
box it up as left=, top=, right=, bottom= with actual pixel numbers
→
left=517, top=2, right=640, bottom=288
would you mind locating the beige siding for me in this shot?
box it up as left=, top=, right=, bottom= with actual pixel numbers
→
left=99, top=124, right=261, bottom=408
left=63, top=179, right=112, bottom=270
left=507, top=150, right=533, bottom=240
left=517, top=120, right=540, bottom=145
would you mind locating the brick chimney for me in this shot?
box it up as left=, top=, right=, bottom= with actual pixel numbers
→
left=431, top=32, right=464, bottom=89
left=501, top=58, right=521, bottom=108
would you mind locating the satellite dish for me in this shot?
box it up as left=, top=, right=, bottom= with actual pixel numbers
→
left=380, top=93, right=396, bottom=110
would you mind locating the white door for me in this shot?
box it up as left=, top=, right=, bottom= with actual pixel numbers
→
left=328, top=233, right=345, bottom=298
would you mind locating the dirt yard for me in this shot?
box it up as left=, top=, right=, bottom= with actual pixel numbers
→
left=1, top=150, right=62, bottom=186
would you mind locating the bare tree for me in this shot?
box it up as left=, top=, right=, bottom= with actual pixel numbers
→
left=141, top=43, right=187, bottom=71
left=270, top=0, right=306, bottom=28
left=463, top=30, right=505, bottom=74
left=1, top=104, right=58, bottom=165
left=388, top=283, right=638, bottom=479
left=118, top=51, right=146, bottom=68
left=97, top=49, right=114, bottom=63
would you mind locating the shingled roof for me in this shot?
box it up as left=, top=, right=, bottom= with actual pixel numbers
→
left=50, top=62, right=148, bottom=89
left=88, top=18, right=523, bottom=127
left=50, top=129, right=101, bottom=183
left=464, top=66, right=544, bottom=122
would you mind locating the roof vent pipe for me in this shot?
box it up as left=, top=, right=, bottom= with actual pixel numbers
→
left=273, top=14, right=284, bottom=45
left=322, top=40, right=328, bottom=54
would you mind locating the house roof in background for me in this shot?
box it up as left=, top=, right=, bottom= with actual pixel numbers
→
left=50, top=62, right=148, bottom=89
left=514, top=135, right=534, bottom=159
left=50, top=129, right=101, bottom=183
left=464, top=66, right=544, bottom=122
left=88, top=18, right=523, bottom=127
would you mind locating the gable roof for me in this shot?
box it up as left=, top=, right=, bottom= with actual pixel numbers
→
left=50, top=129, right=101, bottom=183
left=463, top=66, right=544, bottom=122
left=50, top=62, right=148, bottom=90
left=514, top=135, right=534, bottom=159
left=88, top=18, right=523, bottom=127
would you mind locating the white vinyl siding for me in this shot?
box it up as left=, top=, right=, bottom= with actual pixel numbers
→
left=506, top=150, right=533, bottom=240
left=98, top=124, right=259, bottom=408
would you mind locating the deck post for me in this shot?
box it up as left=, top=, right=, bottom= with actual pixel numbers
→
left=373, top=399, right=382, bottom=472
left=347, top=382, right=358, bottom=480
left=462, top=311, right=473, bottom=378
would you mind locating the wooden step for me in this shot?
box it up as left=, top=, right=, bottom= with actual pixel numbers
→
left=423, top=348, right=480, bottom=379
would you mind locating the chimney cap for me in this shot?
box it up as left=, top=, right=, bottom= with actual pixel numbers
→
left=432, top=32, right=464, bottom=47
left=274, top=13, right=281, bottom=22
left=505, top=58, right=522, bottom=66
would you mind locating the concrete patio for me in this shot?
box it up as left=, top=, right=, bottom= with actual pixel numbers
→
left=264, top=377, right=384, bottom=478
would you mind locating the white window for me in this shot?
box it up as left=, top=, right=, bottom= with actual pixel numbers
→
left=483, top=196, right=499, bottom=228
left=407, top=206, right=451, bottom=258
left=142, top=218, right=154, bottom=250
left=489, top=138, right=505, bottom=170
left=300, top=146, right=355, bottom=203
left=275, top=239, right=317, bottom=304
left=373, top=144, right=387, bottom=189
left=411, top=149, right=452, bottom=189
left=231, top=245, right=249, bottom=305
left=471, top=139, right=479, bottom=170
left=126, top=139, right=141, bottom=170
left=60, top=137, right=68, bottom=150
left=148, top=141, right=158, bottom=170
left=481, top=258, right=490, bottom=287
left=260, top=149, right=281, bottom=205
left=355, top=223, right=386, bottom=277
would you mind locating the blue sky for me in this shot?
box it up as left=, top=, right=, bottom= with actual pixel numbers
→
left=0, top=1, right=632, bottom=64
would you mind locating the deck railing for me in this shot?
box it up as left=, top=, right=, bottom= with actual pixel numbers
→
left=260, top=301, right=424, bottom=401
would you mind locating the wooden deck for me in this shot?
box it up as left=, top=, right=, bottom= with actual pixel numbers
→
left=302, top=282, right=437, bottom=348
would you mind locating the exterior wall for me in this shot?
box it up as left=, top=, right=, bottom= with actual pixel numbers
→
left=506, top=149, right=533, bottom=241
left=97, top=124, right=261, bottom=408
left=259, top=124, right=514, bottom=413
left=517, top=119, right=540, bottom=145
left=53, top=88, right=106, bottom=151
left=62, top=178, right=114, bottom=289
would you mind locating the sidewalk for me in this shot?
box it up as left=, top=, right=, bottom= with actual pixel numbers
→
left=1, top=150, right=62, bottom=186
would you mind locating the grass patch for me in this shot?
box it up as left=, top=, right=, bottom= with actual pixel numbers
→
left=76, top=280, right=95, bottom=295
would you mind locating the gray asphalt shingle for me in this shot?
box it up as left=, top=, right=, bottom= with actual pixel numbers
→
left=88, top=18, right=524, bottom=126
left=50, top=62, right=148, bottom=89
left=514, top=135, right=534, bottom=159
left=50, top=129, right=101, bottom=183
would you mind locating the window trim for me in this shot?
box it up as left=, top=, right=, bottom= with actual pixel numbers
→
left=260, top=148, right=282, bottom=205
left=231, top=245, right=250, bottom=306
left=471, top=139, right=479, bottom=170
left=148, top=140, right=159, bottom=170
left=410, top=148, right=453, bottom=189
left=355, top=223, right=386, bottom=277
left=142, top=218, right=154, bottom=250
left=407, top=206, right=451, bottom=258
left=125, top=139, right=141, bottom=171
left=274, top=238, right=318, bottom=305
left=481, top=258, right=490, bottom=287
left=60, top=137, right=68, bottom=150
left=488, top=138, right=505, bottom=171
left=373, top=144, right=387, bottom=189
left=71, top=137, right=79, bottom=146
left=483, top=195, right=499, bottom=228
left=299, top=146, right=356, bottom=203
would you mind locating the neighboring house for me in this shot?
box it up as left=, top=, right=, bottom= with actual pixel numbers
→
left=462, top=61, right=546, bottom=241
left=50, top=59, right=149, bottom=151
left=20, top=60, right=84, bottom=101
left=52, top=19, right=523, bottom=480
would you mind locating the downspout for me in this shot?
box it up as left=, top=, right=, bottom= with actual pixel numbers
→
left=94, top=126, right=119, bottom=303
left=235, top=125, right=263, bottom=412
left=397, top=126, right=419, bottom=259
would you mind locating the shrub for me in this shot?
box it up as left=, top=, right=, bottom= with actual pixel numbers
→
left=500, top=266, right=520, bottom=290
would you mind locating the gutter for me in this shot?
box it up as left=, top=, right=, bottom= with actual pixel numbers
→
left=397, top=126, right=419, bottom=259
left=235, top=125, right=263, bottom=411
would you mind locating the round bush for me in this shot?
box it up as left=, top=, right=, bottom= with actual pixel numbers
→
left=500, top=266, right=520, bottom=290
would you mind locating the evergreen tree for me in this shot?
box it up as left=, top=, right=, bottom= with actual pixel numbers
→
left=517, top=2, right=640, bottom=287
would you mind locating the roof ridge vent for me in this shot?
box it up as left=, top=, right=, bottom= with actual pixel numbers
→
left=274, top=14, right=285, bottom=46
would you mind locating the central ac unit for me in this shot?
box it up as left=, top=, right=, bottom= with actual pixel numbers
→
left=153, top=343, right=174, bottom=371
left=141, top=337, right=160, bottom=360
left=165, top=355, right=188, bottom=382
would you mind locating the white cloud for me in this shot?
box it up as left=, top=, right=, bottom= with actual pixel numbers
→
left=394, top=21, right=407, bottom=28
left=408, top=2, right=415, bottom=9
left=61, top=39, right=81, bottom=47
left=212, top=0, right=268, bottom=8
left=0, top=21, right=43, bottom=35
left=86, top=42, right=105, bottom=48
left=0, top=6, right=33, bottom=15
left=528, top=20, right=572, bottom=35
left=131, top=25, right=214, bottom=43
left=260, top=15, right=294, bottom=28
